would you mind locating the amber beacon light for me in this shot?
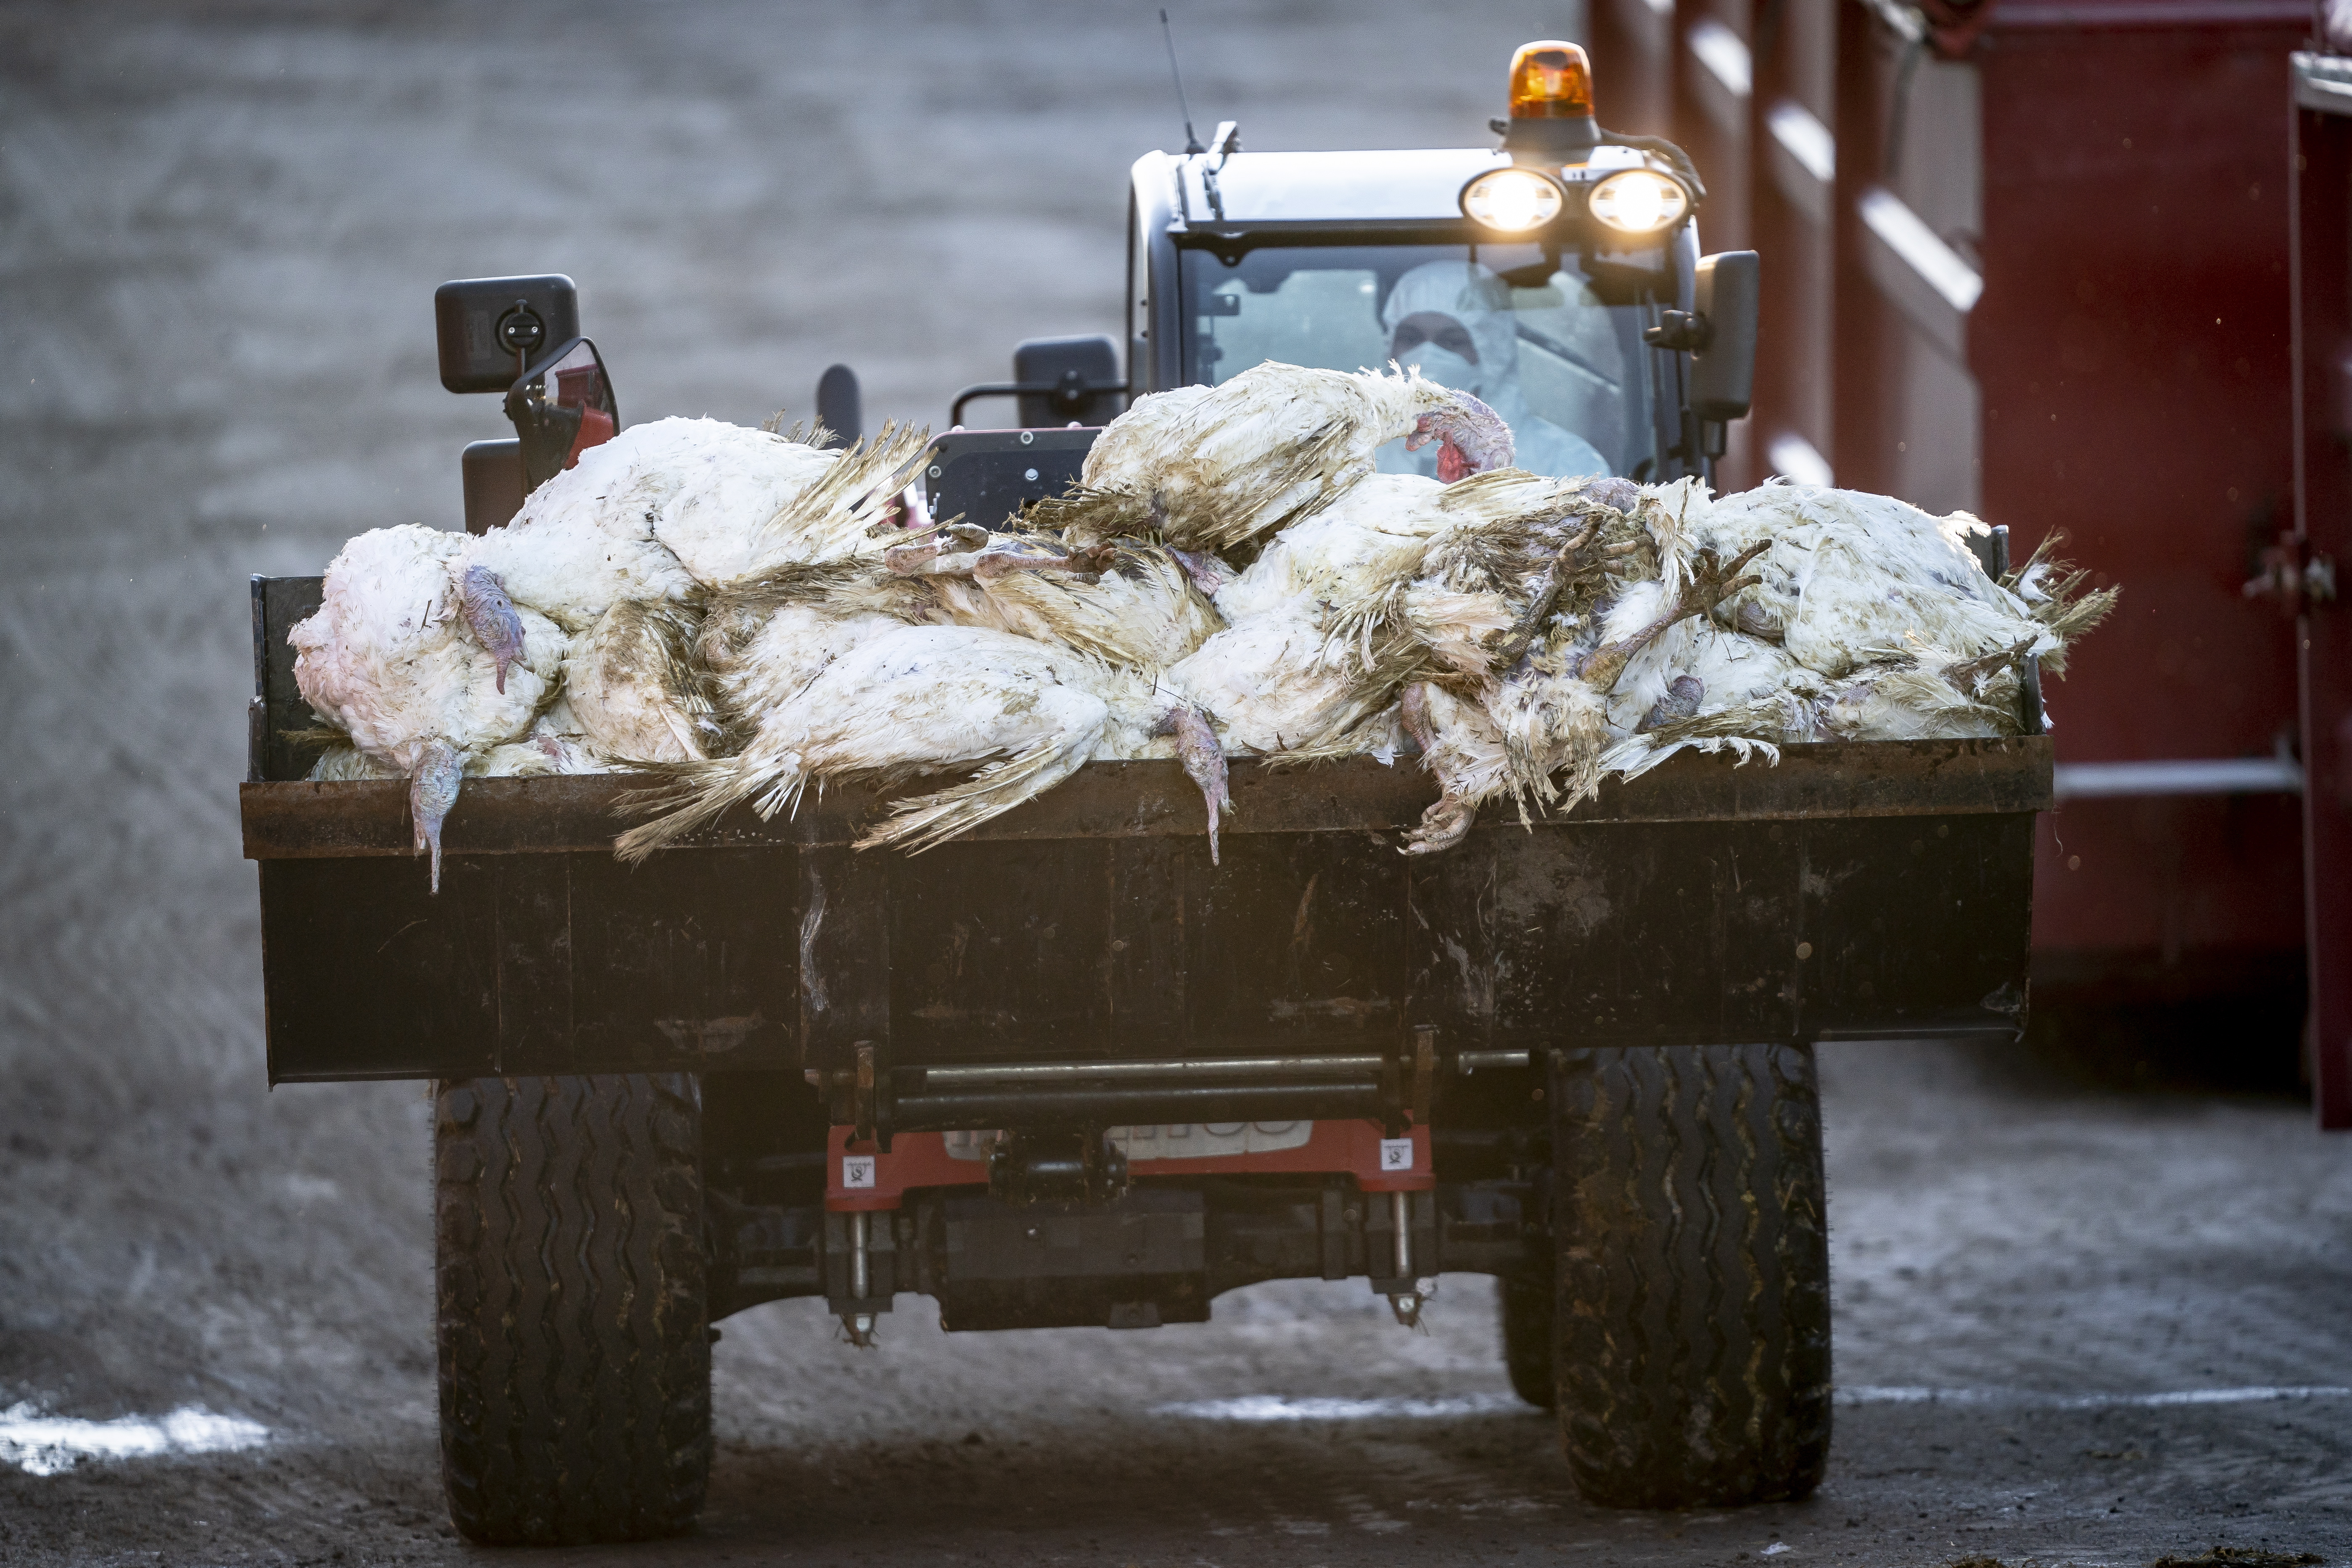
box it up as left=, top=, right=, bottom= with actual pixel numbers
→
left=1508, top=40, right=1594, bottom=119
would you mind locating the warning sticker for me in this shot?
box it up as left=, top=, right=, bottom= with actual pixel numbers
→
left=841, top=1155, right=876, bottom=1189
left=1378, top=1137, right=1414, bottom=1172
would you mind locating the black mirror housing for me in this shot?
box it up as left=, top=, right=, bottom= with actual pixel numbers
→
left=461, top=440, right=526, bottom=535
left=1013, top=335, right=1123, bottom=427
left=435, top=275, right=579, bottom=393
left=816, top=364, right=863, bottom=447
left=1689, top=251, right=1758, bottom=423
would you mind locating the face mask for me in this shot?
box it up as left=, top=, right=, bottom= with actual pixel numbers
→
left=1396, top=344, right=1482, bottom=397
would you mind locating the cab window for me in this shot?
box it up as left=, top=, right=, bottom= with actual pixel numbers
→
left=1180, top=243, right=1668, bottom=482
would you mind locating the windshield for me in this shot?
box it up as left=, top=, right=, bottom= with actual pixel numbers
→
left=1180, top=243, right=1669, bottom=482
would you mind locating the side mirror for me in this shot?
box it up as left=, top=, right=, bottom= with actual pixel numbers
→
left=1689, top=250, right=1759, bottom=423
left=816, top=364, right=862, bottom=448
left=435, top=275, right=579, bottom=393
left=1012, top=335, right=1123, bottom=427
left=504, top=336, right=618, bottom=492
left=461, top=440, right=526, bottom=535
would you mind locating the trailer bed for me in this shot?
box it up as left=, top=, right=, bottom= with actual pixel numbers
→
left=243, top=750, right=2049, bottom=1085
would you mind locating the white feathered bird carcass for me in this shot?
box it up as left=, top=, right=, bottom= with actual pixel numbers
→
left=290, top=524, right=567, bottom=888
left=1036, top=362, right=1517, bottom=555
left=290, top=419, right=933, bottom=886
left=292, top=384, right=2113, bottom=889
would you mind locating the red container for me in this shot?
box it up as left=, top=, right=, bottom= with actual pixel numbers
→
left=2289, top=48, right=2352, bottom=1124
left=1594, top=0, right=2325, bottom=1086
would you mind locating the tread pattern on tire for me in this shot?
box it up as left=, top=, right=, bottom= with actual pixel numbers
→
left=1550, top=1044, right=1831, bottom=1509
left=435, top=1074, right=711, bottom=1546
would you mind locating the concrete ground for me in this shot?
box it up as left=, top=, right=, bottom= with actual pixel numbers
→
left=1, top=3, right=2347, bottom=1564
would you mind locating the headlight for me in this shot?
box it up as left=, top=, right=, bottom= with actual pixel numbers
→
left=1459, top=167, right=1566, bottom=234
left=1587, top=168, right=1691, bottom=235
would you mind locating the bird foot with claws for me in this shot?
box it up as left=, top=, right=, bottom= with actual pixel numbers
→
left=887, top=527, right=1115, bottom=585
left=1395, top=682, right=1480, bottom=854
left=1575, top=540, right=1769, bottom=693
left=1402, top=793, right=1477, bottom=855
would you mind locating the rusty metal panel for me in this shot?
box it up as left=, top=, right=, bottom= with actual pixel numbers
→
left=1416, top=820, right=1803, bottom=1050
left=1105, top=838, right=1190, bottom=1061
left=1797, top=813, right=2035, bottom=1039
left=260, top=857, right=499, bottom=1081
left=1186, top=830, right=1408, bottom=1055
left=888, top=838, right=1117, bottom=1063
left=263, top=848, right=801, bottom=1083
left=797, top=846, right=889, bottom=1075
left=1402, top=812, right=2037, bottom=1053
left=539, top=849, right=798, bottom=1074
left=488, top=854, right=573, bottom=1068
left=256, top=576, right=330, bottom=783
left=240, top=738, right=2054, bottom=860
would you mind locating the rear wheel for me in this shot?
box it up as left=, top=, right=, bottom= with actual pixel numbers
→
left=1498, top=1272, right=1556, bottom=1409
left=1547, top=1044, right=1831, bottom=1508
left=433, top=1074, right=711, bottom=1545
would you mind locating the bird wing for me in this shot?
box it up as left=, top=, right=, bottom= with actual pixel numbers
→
left=936, top=542, right=1225, bottom=668
left=1168, top=612, right=1388, bottom=754
left=563, top=600, right=714, bottom=765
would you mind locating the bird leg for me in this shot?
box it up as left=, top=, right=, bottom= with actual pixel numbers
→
left=970, top=540, right=1118, bottom=583
left=1397, top=682, right=1479, bottom=856
left=888, top=527, right=1115, bottom=584
left=408, top=740, right=464, bottom=895
left=1405, top=391, right=1515, bottom=481
left=1490, top=521, right=1646, bottom=674
left=1490, top=519, right=1604, bottom=670
left=881, top=536, right=942, bottom=574
left=882, top=522, right=991, bottom=576
left=1153, top=704, right=1231, bottom=866
left=1399, top=681, right=1437, bottom=752
left=1942, top=635, right=2040, bottom=698
left=1574, top=541, right=1769, bottom=693
left=457, top=566, right=526, bottom=695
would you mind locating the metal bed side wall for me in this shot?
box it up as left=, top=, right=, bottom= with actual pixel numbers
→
left=258, top=808, right=2035, bottom=1083
left=248, top=573, right=2045, bottom=1085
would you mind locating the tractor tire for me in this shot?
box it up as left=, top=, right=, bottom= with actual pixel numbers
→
left=1548, top=1043, right=1831, bottom=1509
left=1499, top=1272, right=1557, bottom=1409
left=433, top=1074, right=711, bottom=1546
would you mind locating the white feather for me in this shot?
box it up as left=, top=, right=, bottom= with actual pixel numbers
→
left=291, top=524, right=562, bottom=772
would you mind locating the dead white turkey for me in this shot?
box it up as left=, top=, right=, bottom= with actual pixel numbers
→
left=1037, top=362, right=1516, bottom=555
left=289, top=382, right=2113, bottom=884
left=884, top=525, right=1225, bottom=668
left=289, top=524, right=567, bottom=888
left=613, top=622, right=1231, bottom=863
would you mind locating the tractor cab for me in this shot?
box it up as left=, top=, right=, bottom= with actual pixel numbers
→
left=915, top=40, right=1757, bottom=521
left=441, top=43, right=1756, bottom=537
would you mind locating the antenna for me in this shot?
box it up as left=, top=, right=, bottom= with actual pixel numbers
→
left=1160, top=9, right=1206, bottom=155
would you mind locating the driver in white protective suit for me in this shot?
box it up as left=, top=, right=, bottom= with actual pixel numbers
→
left=1377, top=259, right=1610, bottom=481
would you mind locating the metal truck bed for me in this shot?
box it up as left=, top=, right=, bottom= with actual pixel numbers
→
left=243, top=576, right=2050, bottom=1093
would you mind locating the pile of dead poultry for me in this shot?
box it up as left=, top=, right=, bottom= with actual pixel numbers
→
left=291, top=362, right=2115, bottom=888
